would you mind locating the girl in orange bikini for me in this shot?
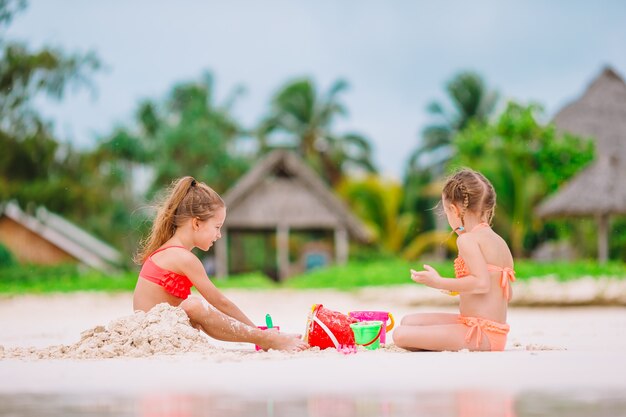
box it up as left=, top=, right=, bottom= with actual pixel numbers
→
left=393, top=169, right=515, bottom=352
left=133, top=176, right=306, bottom=352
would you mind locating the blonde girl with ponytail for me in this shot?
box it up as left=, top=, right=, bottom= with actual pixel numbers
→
left=133, top=176, right=306, bottom=352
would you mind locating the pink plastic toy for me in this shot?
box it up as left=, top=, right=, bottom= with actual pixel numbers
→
left=348, top=311, right=395, bottom=345
left=337, top=344, right=358, bottom=355
left=255, top=326, right=280, bottom=351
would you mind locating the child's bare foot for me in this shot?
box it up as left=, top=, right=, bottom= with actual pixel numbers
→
left=264, top=333, right=308, bottom=352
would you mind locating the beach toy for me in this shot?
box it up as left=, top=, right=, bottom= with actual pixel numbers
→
left=265, top=313, right=274, bottom=329
left=350, top=320, right=383, bottom=350
left=338, top=344, right=358, bottom=355
left=348, top=311, right=395, bottom=345
left=255, top=325, right=280, bottom=351
left=305, top=304, right=357, bottom=350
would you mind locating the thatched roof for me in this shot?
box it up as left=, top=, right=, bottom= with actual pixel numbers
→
left=537, top=66, right=626, bottom=217
left=223, top=150, right=372, bottom=242
left=553, top=66, right=626, bottom=160
left=537, top=155, right=626, bottom=217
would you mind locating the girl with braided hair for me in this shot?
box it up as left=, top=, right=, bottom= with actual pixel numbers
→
left=393, top=169, right=515, bottom=351
left=133, top=176, right=307, bottom=351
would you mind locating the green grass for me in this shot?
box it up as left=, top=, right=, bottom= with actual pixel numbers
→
left=0, top=264, right=279, bottom=294
left=0, top=259, right=625, bottom=294
left=284, top=259, right=626, bottom=289
left=513, top=260, right=626, bottom=281
left=0, top=264, right=137, bottom=294
left=285, top=258, right=433, bottom=290
left=212, top=272, right=279, bottom=290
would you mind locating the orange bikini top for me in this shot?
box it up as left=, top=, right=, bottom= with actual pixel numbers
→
left=139, top=246, right=193, bottom=299
left=454, top=256, right=515, bottom=299
left=453, top=223, right=516, bottom=299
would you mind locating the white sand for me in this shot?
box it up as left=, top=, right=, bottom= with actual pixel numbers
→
left=1, top=303, right=214, bottom=359
left=1, top=285, right=626, bottom=398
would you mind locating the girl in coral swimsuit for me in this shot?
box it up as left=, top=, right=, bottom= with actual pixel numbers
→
left=393, top=169, right=515, bottom=351
left=133, top=176, right=306, bottom=352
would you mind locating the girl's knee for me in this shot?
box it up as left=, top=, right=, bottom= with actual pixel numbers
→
left=180, top=297, right=204, bottom=318
left=392, top=326, right=409, bottom=347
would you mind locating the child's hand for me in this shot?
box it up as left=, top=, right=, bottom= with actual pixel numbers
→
left=410, top=264, right=442, bottom=288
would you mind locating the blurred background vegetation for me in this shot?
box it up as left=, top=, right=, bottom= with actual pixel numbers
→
left=0, top=0, right=624, bottom=292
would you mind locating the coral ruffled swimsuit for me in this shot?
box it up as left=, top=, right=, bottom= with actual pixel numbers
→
left=453, top=223, right=516, bottom=351
left=139, top=246, right=193, bottom=299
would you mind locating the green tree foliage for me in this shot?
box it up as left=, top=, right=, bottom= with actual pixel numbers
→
left=450, top=102, right=595, bottom=257
left=0, top=242, right=16, bottom=267
left=88, top=73, right=251, bottom=259
left=610, top=218, right=626, bottom=260
left=337, top=175, right=455, bottom=259
left=258, top=78, right=376, bottom=186
left=0, top=1, right=142, bottom=265
left=98, top=73, right=250, bottom=197
left=404, top=71, right=498, bottom=241
left=401, top=165, right=438, bottom=240
left=409, top=71, right=498, bottom=175
left=0, top=0, right=102, bottom=220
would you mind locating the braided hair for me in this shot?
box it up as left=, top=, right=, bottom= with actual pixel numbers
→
left=442, top=169, right=496, bottom=227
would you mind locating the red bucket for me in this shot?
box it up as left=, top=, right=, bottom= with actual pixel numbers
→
left=305, top=304, right=357, bottom=350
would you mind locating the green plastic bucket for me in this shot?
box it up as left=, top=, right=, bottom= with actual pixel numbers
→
left=350, top=320, right=383, bottom=350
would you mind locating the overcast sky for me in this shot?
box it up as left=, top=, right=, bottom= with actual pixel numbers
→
left=7, top=1, right=626, bottom=178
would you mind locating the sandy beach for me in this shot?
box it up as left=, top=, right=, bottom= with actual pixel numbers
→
left=1, top=283, right=626, bottom=404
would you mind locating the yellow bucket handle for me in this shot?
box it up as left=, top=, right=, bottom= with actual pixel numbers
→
left=386, top=312, right=395, bottom=332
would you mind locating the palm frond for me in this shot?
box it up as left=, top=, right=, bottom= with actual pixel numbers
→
left=402, top=230, right=456, bottom=260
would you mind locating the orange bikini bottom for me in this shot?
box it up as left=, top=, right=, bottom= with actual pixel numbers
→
left=458, top=316, right=510, bottom=351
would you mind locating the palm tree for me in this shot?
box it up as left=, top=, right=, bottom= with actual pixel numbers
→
left=409, top=71, right=498, bottom=174
left=403, top=71, right=498, bottom=248
left=337, top=176, right=456, bottom=259
left=258, top=78, right=376, bottom=186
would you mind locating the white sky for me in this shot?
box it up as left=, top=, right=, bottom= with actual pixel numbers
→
left=7, top=0, right=626, bottom=179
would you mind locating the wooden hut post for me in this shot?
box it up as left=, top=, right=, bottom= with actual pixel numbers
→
left=597, top=213, right=610, bottom=264
left=335, top=227, right=348, bottom=265
left=276, top=224, right=290, bottom=281
left=215, top=229, right=229, bottom=278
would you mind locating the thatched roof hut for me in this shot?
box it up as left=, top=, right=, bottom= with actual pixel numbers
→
left=536, top=66, right=626, bottom=262
left=214, top=150, right=372, bottom=280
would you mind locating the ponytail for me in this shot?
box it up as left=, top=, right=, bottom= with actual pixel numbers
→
left=134, top=176, right=223, bottom=264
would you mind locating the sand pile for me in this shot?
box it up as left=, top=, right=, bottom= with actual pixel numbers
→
left=0, top=300, right=414, bottom=361
left=0, top=303, right=214, bottom=360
